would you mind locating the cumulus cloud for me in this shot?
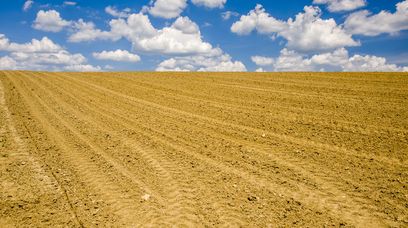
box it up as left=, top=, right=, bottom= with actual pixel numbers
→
left=68, top=15, right=153, bottom=43
left=0, top=34, right=99, bottom=71
left=221, top=11, right=239, bottom=20
left=270, top=49, right=316, bottom=71
left=148, top=0, right=187, bottom=19
left=313, top=0, right=366, bottom=12
left=65, top=11, right=243, bottom=72
left=33, top=10, right=71, bottom=32
left=93, top=50, right=141, bottom=62
left=147, top=0, right=226, bottom=18
left=171, top=16, right=200, bottom=34
left=231, top=5, right=286, bottom=35
left=156, top=54, right=246, bottom=72
left=343, top=55, right=408, bottom=72
left=251, top=56, right=274, bottom=66
left=0, top=34, right=62, bottom=53
left=191, top=0, right=227, bottom=8
left=69, top=14, right=221, bottom=56
left=23, top=0, right=34, bottom=12
left=252, top=48, right=408, bottom=72
left=35, top=7, right=246, bottom=71
left=68, top=19, right=121, bottom=42
left=10, top=51, right=85, bottom=66
left=129, top=15, right=218, bottom=55
left=105, top=6, right=131, bottom=18
left=281, top=6, right=359, bottom=52
left=0, top=56, right=17, bottom=70
left=344, top=0, right=408, bottom=36
left=64, top=64, right=101, bottom=72
left=231, top=5, right=359, bottom=52
left=33, top=7, right=235, bottom=64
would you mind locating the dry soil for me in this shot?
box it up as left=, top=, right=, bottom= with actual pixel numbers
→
left=0, top=71, right=407, bottom=227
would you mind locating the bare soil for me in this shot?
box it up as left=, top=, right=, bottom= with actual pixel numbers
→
left=1, top=71, right=407, bottom=227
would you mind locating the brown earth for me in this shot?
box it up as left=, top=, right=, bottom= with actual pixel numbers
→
left=0, top=71, right=407, bottom=227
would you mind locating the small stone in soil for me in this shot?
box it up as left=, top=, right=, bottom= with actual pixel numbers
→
left=141, top=194, right=151, bottom=201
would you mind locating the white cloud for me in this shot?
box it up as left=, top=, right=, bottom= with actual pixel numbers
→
left=156, top=54, right=246, bottom=72
left=67, top=12, right=243, bottom=72
left=0, top=34, right=63, bottom=53
left=282, top=6, right=359, bottom=52
left=93, top=50, right=141, bottom=62
left=69, top=14, right=221, bottom=56
left=231, top=5, right=359, bottom=52
left=105, top=6, right=131, bottom=18
left=313, top=0, right=366, bottom=12
left=221, top=11, right=239, bottom=20
left=343, top=54, right=408, bottom=71
left=309, top=48, right=349, bottom=66
left=148, top=0, right=187, bottom=19
left=0, top=56, right=17, bottom=70
left=199, top=60, right=246, bottom=72
left=68, top=19, right=120, bottom=42
left=344, top=0, right=408, bottom=36
left=271, top=49, right=316, bottom=71
left=63, top=1, right=77, bottom=6
left=231, top=4, right=287, bottom=35
left=0, top=34, right=99, bottom=71
left=253, top=48, right=408, bottom=72
left=64, top=64, right=101, bottom=72
left=191, top=0, right=227, bottom=8
left=39, top=8, right=224, bottom=57
left=251, top=56, right=274, bottom=66
left=129, top=15, right=217, bottom=55
left=23, top=1, right=34, bottom=12
left=255, top=67, right=266, bottom=72
left=171, top=16, right=200, bottom=34
left=33, top=10, right=71, bottom=32
left=68, top=15, right=155, bottom=43
left=10, top=51, right=86, bottom=66
left=147, top=0, right=225, bottom=18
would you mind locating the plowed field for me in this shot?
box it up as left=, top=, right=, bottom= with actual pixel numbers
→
left=1, top=71, right=407, bottom=227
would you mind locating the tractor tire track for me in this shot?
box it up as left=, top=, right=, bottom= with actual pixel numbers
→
left=53, top=73, right=387, bottom=226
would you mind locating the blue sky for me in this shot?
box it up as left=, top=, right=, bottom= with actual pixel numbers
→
left=0, top=0, right=407, bottom=71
